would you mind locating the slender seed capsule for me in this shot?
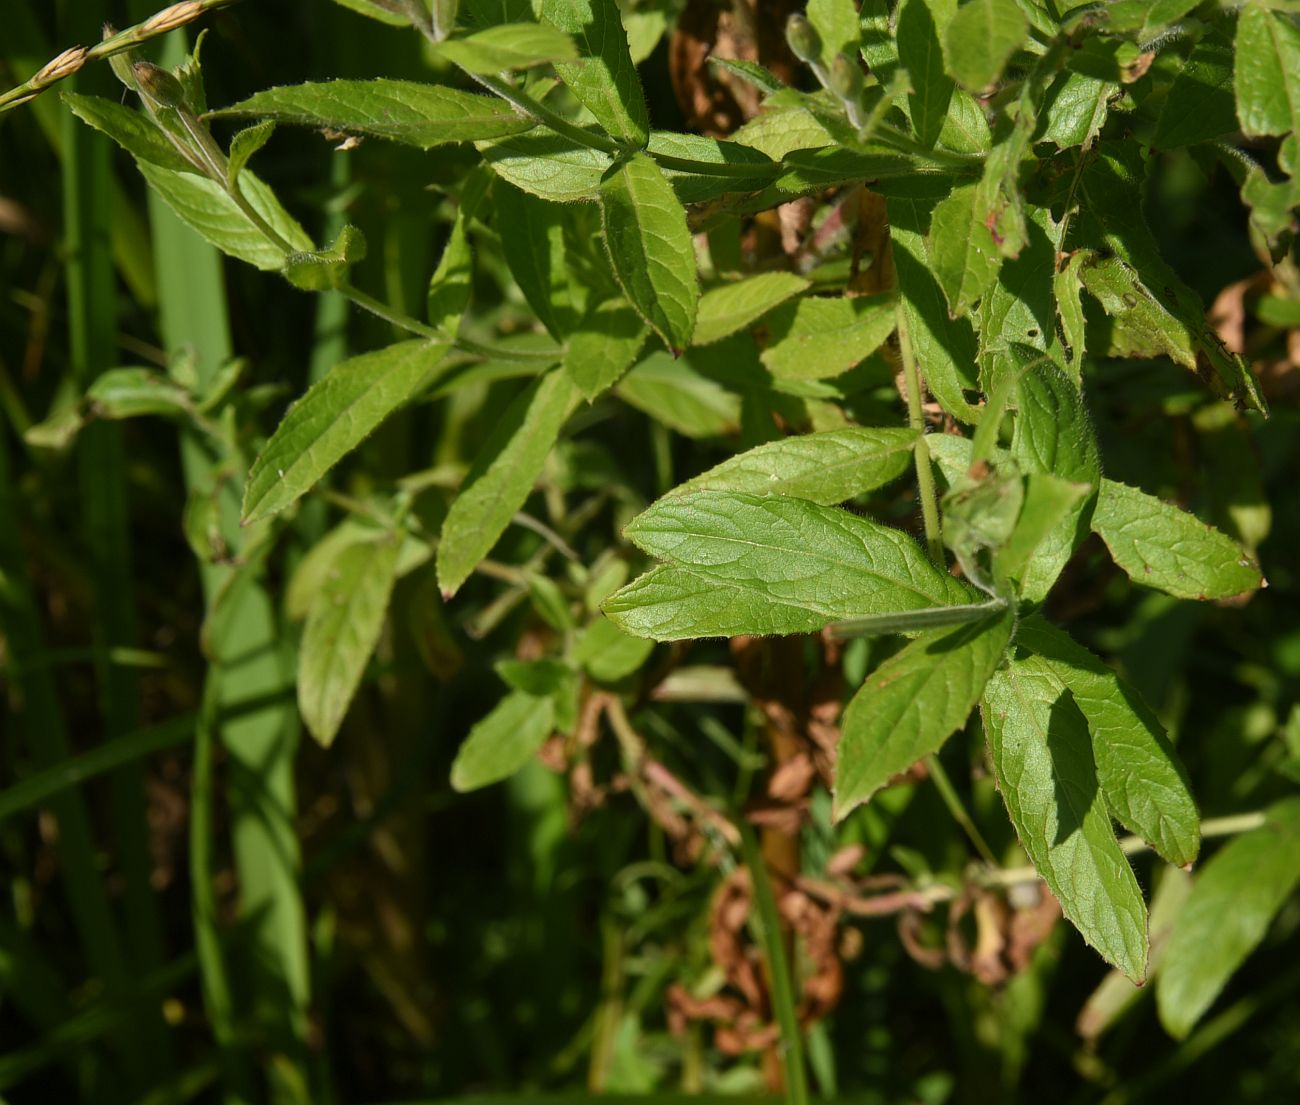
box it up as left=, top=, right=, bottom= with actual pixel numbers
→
left=829, top=53, right=865, bottom=101
left=785, top=14, right=823, bottom=66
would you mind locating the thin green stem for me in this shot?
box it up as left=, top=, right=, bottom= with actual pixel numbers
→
left=739, top=822, right=810, bottom=1105
left=474, top=72, right=623, bottom=154
left=925, top=755, right=998, bottom=866
left=896, top=302, right=944, bottom=566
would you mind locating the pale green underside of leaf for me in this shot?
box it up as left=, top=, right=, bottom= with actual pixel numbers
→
left=599, top=152, right=699, bottom=352
left=604, top=490, right=976, bottom=640
left=693, top=272, right=811, bottom=346
left=759, top=294, right=896, bottom=380
left=210, top=79, right=533, bottom=148
left=542, top=0, right=650, bottom=145
left=1016, top=617, right=1200, bottom=867
left=64, top=92, right=194, bottom=172
left=436, top=23, right=579, bottom=75
left=1157, top=798, right=1300, bottom=1038
left=669, top=427, right=918, bottom=505
left=450, top=690, right=558, bottom=791
left=614, top=353, right=741, bottom=438
left=1091, top=479, right=1264, bottom=600
left=982, top=659, right=1150, bottom=983
left=299, top=537, right=401, bottom=747
left=243, top=341, right=451, bottom=524
left=436, top=370, right=579, bottom=596
left=834, top=608, right=1014, bottom=818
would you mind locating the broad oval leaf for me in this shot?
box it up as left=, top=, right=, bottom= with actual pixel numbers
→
left=450, top=690, right=558, bottom=792
left=1016, top=616, right=1200, bottom=867
left=299, top=536, right=401, bottom=747
left=670, top=427, right=918, bottom=505
left=436, top=371, right=579, bottom=596
left=759, top=294, right=896, bottom=381
left=834, top=607, right=1014, bottom=819
left=982, top=657, right=1150, bottom=983
left=1234, top=6, right=1300, bottom=138
left=243, top=340, right=451, bottom=524
left=210, top=79, right=532, bottom=148
left=604, top=490, right=977, bottom=640
left=1091, top=479, right=1264, bottom=600
left=693, top=272, right=811, bottom=346
left=1157, top=798, right=1300, bottom=1039
left=599, top=152, right=699, bottom=352
left=542, top=0, right=649, bottom=145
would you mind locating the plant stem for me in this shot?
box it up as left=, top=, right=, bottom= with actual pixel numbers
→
left=896, top=302, right=944, bottom=565
left=925, top=754, right=998, bottom=866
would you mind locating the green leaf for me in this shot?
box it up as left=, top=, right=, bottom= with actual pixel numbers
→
left=693, top=273, right=811, bottom=346
left=759, top=294, right=895, bottom=381
left=298, top=536, right=401, bottom=747
left=807, top=0, right=863, bottom=64
left=329, top=0, right=410, bottom=25
left=1104, top=0, right=1201, bottom=41
left=84, top=368, right=194, bottom=421
left=573, top=618, right=655, bottom=682
left=63, top=92, right=194, bottom=172
left=1090, top=479, right=1265, bottom=600
left=1015, top=616, right=1200, bottom=868
left=1054, top=251, right=1088, bottom=381
left=1153, top=28, right=1236, bottom=149
left=1157, top=798, right=1300, bottom=1038
left=994, top=473, right=1090, bottom=590
left=835, top=608, right=1014, bottom=818
left=1038, top=72, right=1114, bottom=150
left=1010, top=360, right=1100, bottom=600
left=1077, top=254, right=1204, bottom=364
left=210, top=79, right=532, bottom=148
left=982, top=658, right=1150, bottom=983
left=243, top=341, right=451, bottom=524
left=615, top=352, right=741, bottom=438
left=1235, top=5, right=1300, bottom=138
left=450, top=690, right=557, bottom=791
left=283, top=224, right=367, bottom=291
left=943, top=0, right=1027, bottom=91
left=436, top=22, right=579, bottom=74
left=436, top=371, right=579, bottom=596
left=895, top=0, right=954, bottom=149
left=226, top=120, right=276, bottom=190
left=604, top=490, right=977, bottom=640
left=563, top=299, right=648, bottom=399
left=670, top=427, right=918, bottom=505
left=136, top=161, right=313, bottom=271
left=493, top=183, right=582, bottom=339
left=599, top=152, right=699, bottom=352
left=541, top=0, right=649, bottom=145
left=426, top=222, right=473, bottom=335
left=927, top=183, right=1002, bottom=318
left=888, top=188, right=982, bottom=423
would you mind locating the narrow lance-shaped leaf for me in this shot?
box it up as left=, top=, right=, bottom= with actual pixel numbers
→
left=895, top=0, right=954, bottom=149
left=436, top=23, right=579, bottom=75
left=1016, top=616, right=1200, bottom=867
left=834, top=607, right=1014, bottom=819
left=669, top=427, right=918, bottom=505
left=298, top=537, right=401, bottom=747
left=1157, top=798, right=1300, bottom=1039
left=1090, top=479, right=1264, bottom=601
left=244, top=341, right=451, bottom=524
left=599, top=152, right=699, bottom=353
left=209, top=79, right=533, bottom=148
left=603, top=490, right=977, bottom=640
left=542, top=0, right=650, bottom=145
left=451, top=690, right=558, bottom=792
left=982, top=656, right=1150, bottom=983
left=759, top=294, right=896, bottom=381
left=494, top=182, right=582, bottom=339
left=437, top=371, right=579, bottom=596
left=563, top=299, right=648, bottom=399
left=927, top=182, right=1002, bottom=318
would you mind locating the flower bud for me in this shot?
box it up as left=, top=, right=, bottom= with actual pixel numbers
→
left=132, top=62, right=187, bottom=109
left=829, top=53, right=864, bottom=101
left=785, top=14, right=822, bottom=66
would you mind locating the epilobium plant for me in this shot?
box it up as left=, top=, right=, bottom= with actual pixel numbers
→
left=11, top=0, right=1300, bottom=1084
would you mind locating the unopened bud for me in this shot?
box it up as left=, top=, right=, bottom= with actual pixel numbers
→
left=829, top=53, right=864, bottom=101
left=785, top=14, right=822, bottom=65
left=132, top=61, right=187, bottom=109
left=35, top=46, right=88, bottom=85
left=143, top=2, right=205, bottom=36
